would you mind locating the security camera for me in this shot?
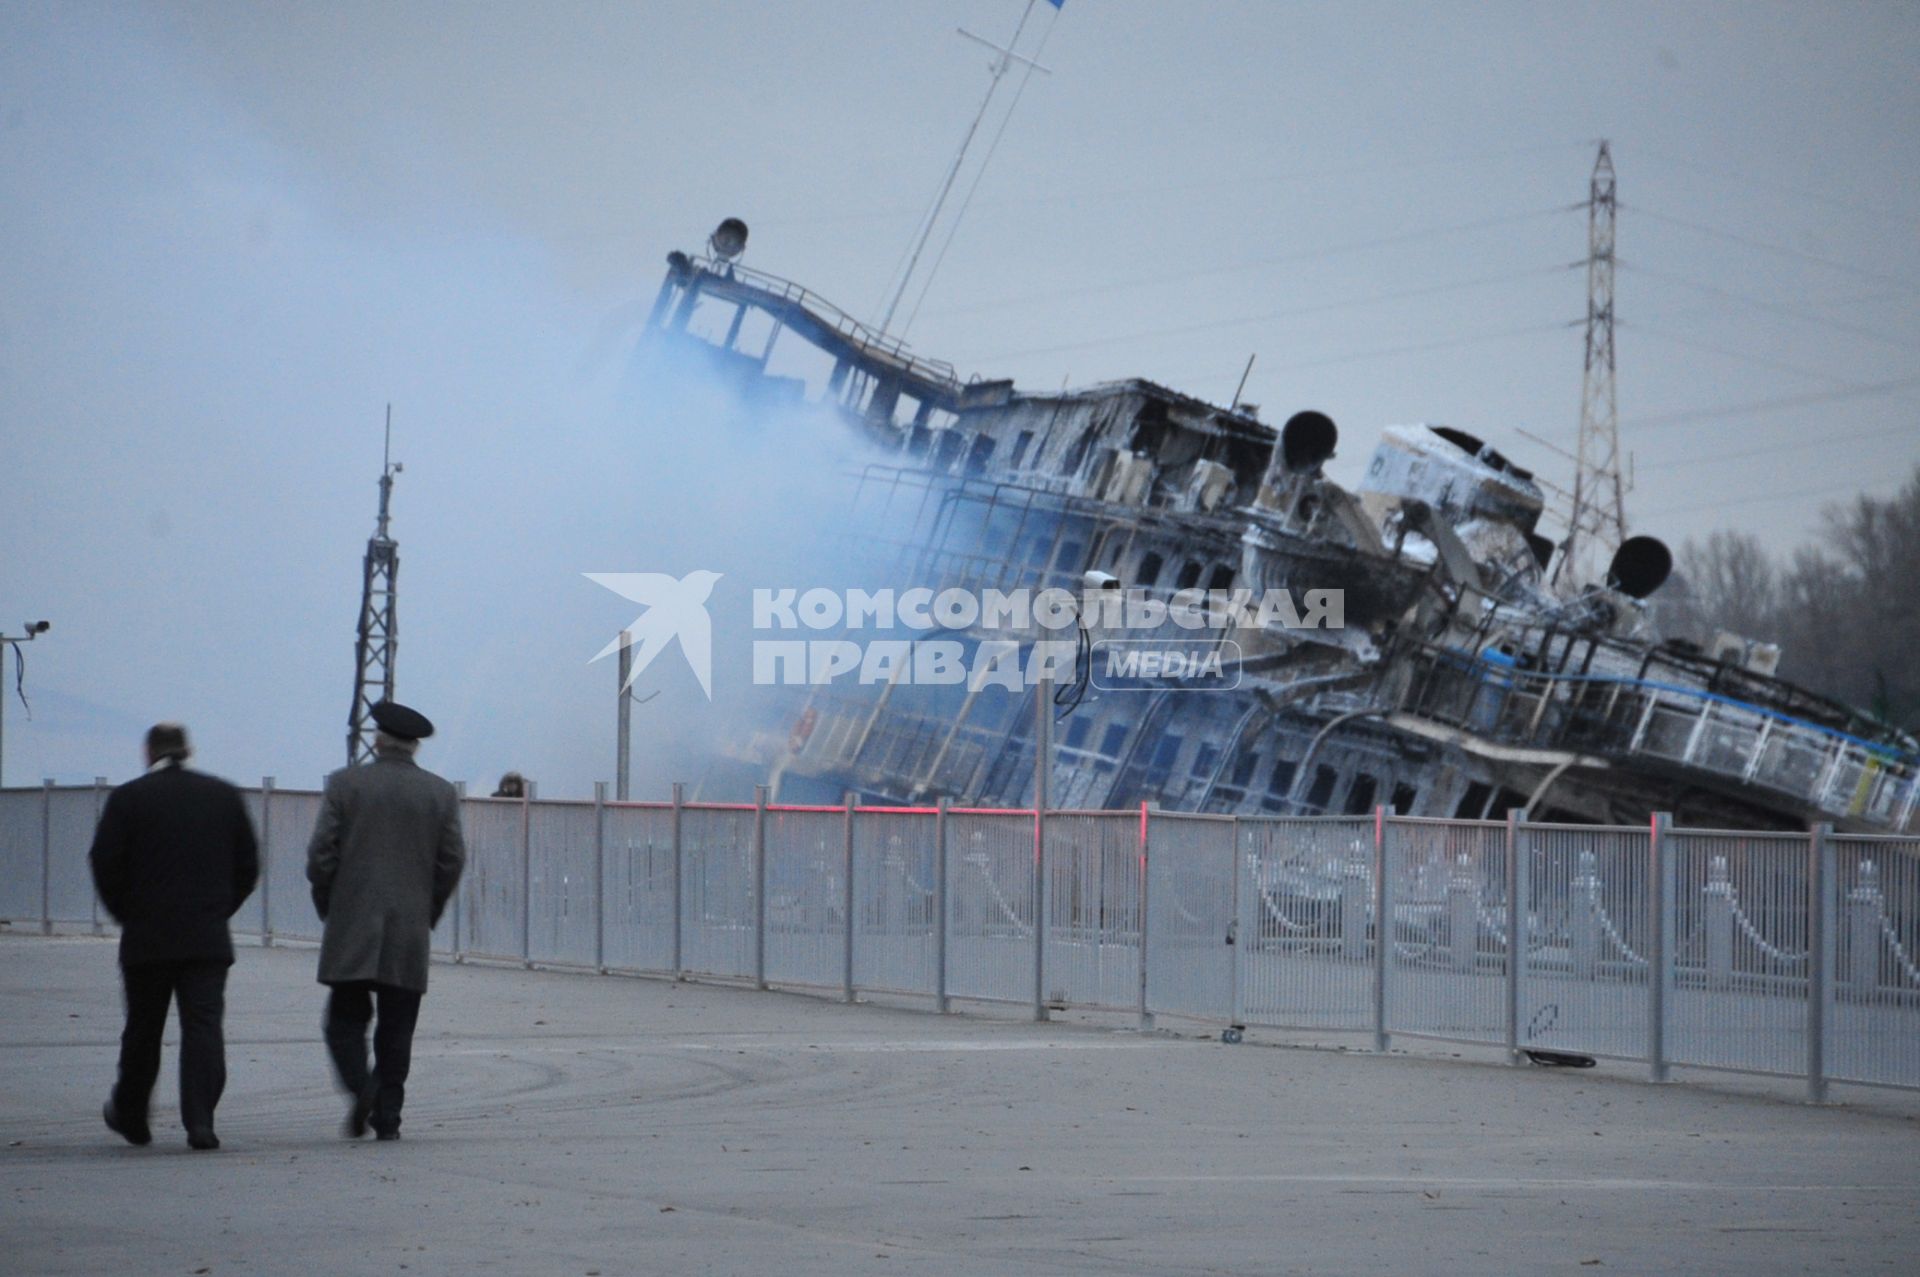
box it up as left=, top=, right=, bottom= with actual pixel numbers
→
left=1081, top=571, right=1122, bottom=593
left=25, top=620, right=49, bottom=635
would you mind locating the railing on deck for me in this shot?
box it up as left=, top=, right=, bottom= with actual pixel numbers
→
left=1401, top=648, right=1920, bottom=832
left=5, top=782, right=1916, bottom=1098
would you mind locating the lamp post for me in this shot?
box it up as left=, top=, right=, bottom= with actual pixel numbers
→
left=0, top=620, right=51, bottom=790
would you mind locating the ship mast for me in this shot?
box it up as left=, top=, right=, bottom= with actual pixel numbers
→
left=876, top=0, right=1053, bottom=336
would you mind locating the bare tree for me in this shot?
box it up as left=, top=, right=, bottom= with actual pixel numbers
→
left=1660, top=463, right=1920, bottom=733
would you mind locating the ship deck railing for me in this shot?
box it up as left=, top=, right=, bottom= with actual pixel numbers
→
left=689, top=255, right=962, bottom=391
left=1400, top=646, right=1920, bottom=831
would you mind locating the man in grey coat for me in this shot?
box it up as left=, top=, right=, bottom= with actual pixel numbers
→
left=306, top=701, right=465, bottom=1140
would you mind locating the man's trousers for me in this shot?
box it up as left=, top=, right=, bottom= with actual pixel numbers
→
left=114, top=960, right=229, bottom=1136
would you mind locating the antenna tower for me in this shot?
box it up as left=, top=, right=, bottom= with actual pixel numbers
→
left=1556, top=140, right=1628, bottom=587
left=346, top=407, right=402, bottom=765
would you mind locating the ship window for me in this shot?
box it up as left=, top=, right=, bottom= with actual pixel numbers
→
left=1390, top=782, right=1419, bottom=814
left=1175, top=561, right=1202, bottom=590
left=1343, top=773, right=1378, bottom=816
left=1207, top=564, right=1236, bottom=592
left=1064, top=716, right=1092, bottom=750
left=1269, top=758, right=1297, bottom=798
left=1063, top=425, right=1098, bottom=475
left=1230, top=752, right=1259, bottom=787
left=1100, top=722, right=1131, bottom=758
left=934, top=431, right=967, bottom=471
left=908, top=425, right=932, bottom=456
left=1453, top=781, right=1494, bottom=819
left=1151, top=734, right=1184, bottom=771
left=965, top=433, right=996, bottom=476
left=1050, top=540, right=1084, bottom=573
left=1138, top=552, right=1163, bottom=587
left=1304, top=765, right=1338, bottom=812
left=1007, top=430, right=1035, bottom=470
left=1485, top=788, right=1529, bottom=821
left=1191, top=742, right=1219, bottom=779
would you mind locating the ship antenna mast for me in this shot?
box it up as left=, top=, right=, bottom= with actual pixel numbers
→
left=1555, top=140, right=1628, bottom=588
left=876, top=0, right=1053, bottom=336
left=346, top=405, right=402, bottom=765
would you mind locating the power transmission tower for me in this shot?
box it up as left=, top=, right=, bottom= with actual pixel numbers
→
left=346, top=408, right=402, bottom=765
left=1555, top=140, right=1628, bottom=588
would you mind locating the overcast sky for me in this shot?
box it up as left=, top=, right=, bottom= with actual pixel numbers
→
left=3, top=0, right=1917, bottom=795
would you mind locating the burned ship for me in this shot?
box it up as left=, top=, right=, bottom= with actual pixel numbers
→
left=634, top=221, right=1919, bottom=834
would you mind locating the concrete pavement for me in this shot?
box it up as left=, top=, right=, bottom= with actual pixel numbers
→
left=3, top=932, right=1916, bottom=1275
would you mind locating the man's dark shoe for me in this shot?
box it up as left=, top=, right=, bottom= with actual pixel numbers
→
left=343, top=1078, right=378, bottom=1139
left=186, top=1129, right=220, bottom=1151
left=374, top=1129, right=401, bottom=1142
left=102, top=1100, right=151, bottom=1147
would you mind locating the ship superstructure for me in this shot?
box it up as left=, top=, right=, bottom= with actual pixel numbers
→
left=636, top=235, right=1919, bottom=833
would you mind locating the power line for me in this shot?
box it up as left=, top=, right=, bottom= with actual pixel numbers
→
left=1634, top=421, right=1918, bottom=472
left=922, top=205, right=1576, bottom=320
left=1162, top=320, right=1571, bottom=385
left=1641, top=475, right=1898, bottom=520
left=1620, top=262, right=1916, bottom=351
left=753, top=140, right=1591, bottom=234
left=1635, top=145, right=1920, bottom=231
left=1620, top=375, right=1920, bottom=433
left=1620, top=319, right=1868, bottom=388
left=1626, top=204, right=1920, bottom=296
left=961, top=264, right=1566, bottom=365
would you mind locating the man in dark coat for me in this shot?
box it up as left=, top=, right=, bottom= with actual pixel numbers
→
left=306, top=701, right=465, bottom=1140
left=89, top=722, right=259, bottom=1151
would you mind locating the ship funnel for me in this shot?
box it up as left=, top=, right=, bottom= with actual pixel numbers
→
left=708, top=217, right=749, bottom=261
left=1606, top=535, right=1672, bottom=599
left=1281, top=411, right=1338, bottom=472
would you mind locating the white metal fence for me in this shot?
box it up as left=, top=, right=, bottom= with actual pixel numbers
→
left=5, top=781, right=1917, bottom=1098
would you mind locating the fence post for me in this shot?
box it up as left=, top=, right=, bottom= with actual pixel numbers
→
left=259, top=776, right=275, bottom=947
left=520, top=788, right=533, bottom=969
left=1137, top=802, right=1153, bottom=1032
left=671, top=782, right=685, bottom=979
left=1505, top=808, right=1526, bottom=1064
left=92, top=776, right=108, bottom=936
left=753, top=785, right=768, bottom=991
left=842, top=791, right=856, bottom=1004
left=594, top=782, right=607, bottom=974
left=452, top=782, right=466, bottom=963
left=40, top=778, right=52, bottom=935
left=1032, top=805, right=1048, bottom=1022
left=1032, top=679, right=1050, bottom=1023
left=935, top=797, right=949, bottom=1014
left=1228, top=816, right=1244, bottom=1032
left=1649, top=811, right=1672, bottom=1083
left=1808, top=822, right=1832, bottom=1103
left=1372, top=804, right=1389, bottom=1053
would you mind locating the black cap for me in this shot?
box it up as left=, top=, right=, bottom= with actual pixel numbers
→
left=370, top=701, right=434, bottom=742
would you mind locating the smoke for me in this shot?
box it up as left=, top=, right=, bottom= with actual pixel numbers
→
left=0, top=6, right=885, bottom=797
